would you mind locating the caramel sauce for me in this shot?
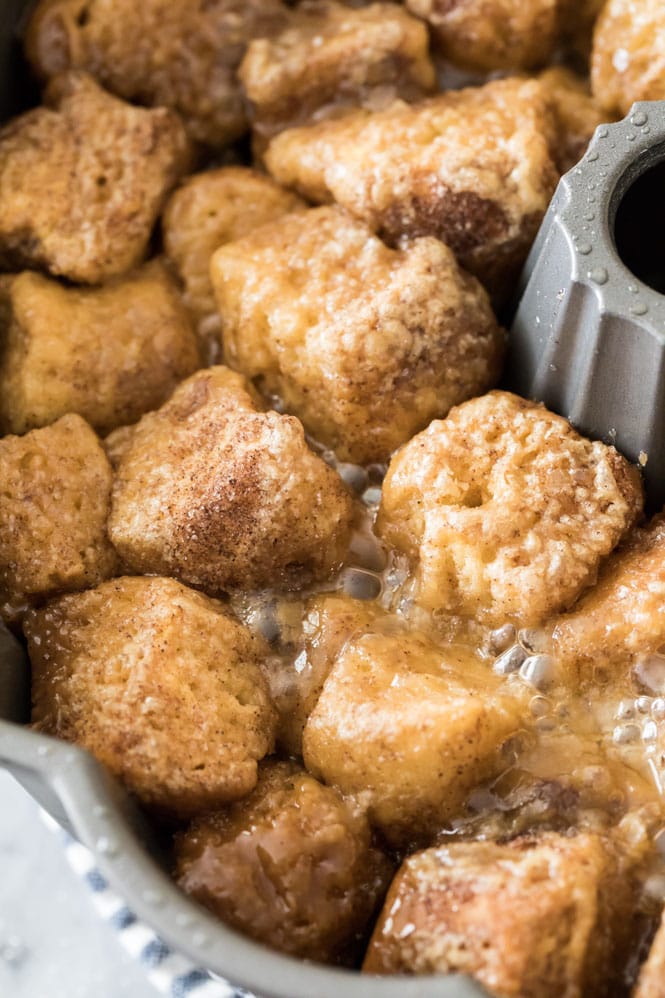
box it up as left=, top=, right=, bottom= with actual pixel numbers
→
left=231, top=463, right=665, bottom=946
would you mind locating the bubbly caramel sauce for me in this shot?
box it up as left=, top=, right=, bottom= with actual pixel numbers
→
left=231, top=457, right=665, bottom=959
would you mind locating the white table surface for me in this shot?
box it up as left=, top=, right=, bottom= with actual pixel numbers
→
left=0, top=769, right=161, bottom=998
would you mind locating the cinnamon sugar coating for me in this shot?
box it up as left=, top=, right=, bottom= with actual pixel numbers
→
left=25, top=0, right=288, bottom=147
left=0, top=72, right=189, bottom=284
left=26, top=576, right=277, bottom=817
left=264, top=77, right=559, bottom=294
left=211, top=206, right=504, bottom=464
left=163, top=167, right=304, bottom=332
left=552, top=515, right=665, bottom=680
left=175, top=760, right=392, bottom=962
left=0, top=261, right=200, bottom=436
left=0, top=415, right=117, bottom=613
left=405, top=0, right=565, bottom=72
left=108, top=367, right=354, bottom=593
left=591, top=0, right=665, bottom=116
left=239, top=1, right=435, bottom=144
left=303, top=630, right=526, bottom=844
left=363, top=832, right=640, bottom=996
left=377, top=391, right=643, bottom=628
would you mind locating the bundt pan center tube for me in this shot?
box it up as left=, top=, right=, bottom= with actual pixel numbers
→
left=509, top=99, right=665, bottom=510
left=0, top=3, right=484, bottom=997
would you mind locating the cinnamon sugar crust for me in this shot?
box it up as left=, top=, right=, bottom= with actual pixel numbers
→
left=240, top=1, right=435, bottom=144
left=0, top=414, right=117, bottom=612
left=377, top=391, right=643, bottom=628
left=0, top=71, right=190, bottom=283
left=539, top=66, right=609, bottom=174
left=175, top=760, right=392, bottom=962
left=109, top=366, right=355, bottom=593
left=591, top=0, right=665, bottom=116
left=211, top=205, right=504, bottom=464
left=363, top=832, right=642, bottom=996
left=552, top=515, right=665, bottom=680
left=26, top=576, right=277, bottom=817
left=303, top=629, right=526, bottom=844
left=405, top=0, right=565, bottom=72
left=264, top=77, right=559, bottom=295
left=25, top=0, right=288, bottom=147
left=0, top=260, right=200, bottom=436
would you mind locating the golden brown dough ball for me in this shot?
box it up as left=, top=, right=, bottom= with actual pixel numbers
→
left=26, top=576, right=277, bottom=817
left=0, top=72, right=189, bottom=284
left=552, top=514, right=665, bottom=682
left=262, top=594, right=382, bottom=756
left=634, top=908, right=665, bottom=998
left=25, top=0, right=288, bottom=147
left=0, top=262, right=200, bottom=436
left=162, top=168, right=304, bottom=334
left=377, top=391, right=643, bottom=629
left=405, top=0, right=565, bottom=72
left=174, top=760, right=392, bottom=962
left=591, top=0, right=665, bottom=116
left=108, top=366, right=354, bottom=593
left=264, top=77, right=559, bottom=296
left=303, top=630, right=526, bottom=844
left=0, top=414, right=117, bottom=617
left=363, top=833, right=639, bottom=995
left=211, top=206, right=504, bottom=464
left=539, top=67, right=609, bottom=174
left=239, top=1, right=435, bottom=145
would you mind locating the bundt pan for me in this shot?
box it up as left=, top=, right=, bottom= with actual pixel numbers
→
left=0, top=4, right=482, bottom=997
left=2, top=1, right=665, bottom=994
left=508, top=98, right=665, bottom=510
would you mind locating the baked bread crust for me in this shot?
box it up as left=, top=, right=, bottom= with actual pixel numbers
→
left=109, top=366, right=355, bottom=592
left=377, top=391, right=643, bottom=627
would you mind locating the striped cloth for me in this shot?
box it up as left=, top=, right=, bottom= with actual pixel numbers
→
left=43, top=813, right=253, bottom=998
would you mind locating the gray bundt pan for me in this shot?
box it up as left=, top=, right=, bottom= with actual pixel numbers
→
left=0, top=3, right=484, bottom=996
left=1, top=0, right=663, bottom=993
left=509, top=99, right=665, bottom=509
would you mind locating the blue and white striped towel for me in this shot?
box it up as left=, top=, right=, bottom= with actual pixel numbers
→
left=43, top=813, right=254, bottom=998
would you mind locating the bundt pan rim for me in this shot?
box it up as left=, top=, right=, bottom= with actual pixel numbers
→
left=556, top=100, right=665, bottom=337
left=508, top=99, right=665, bottom=510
